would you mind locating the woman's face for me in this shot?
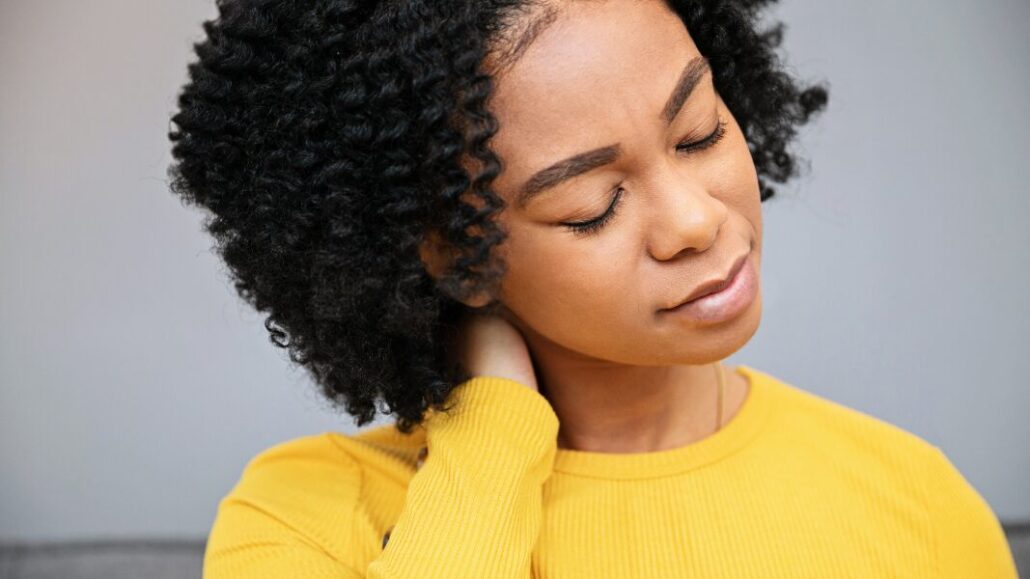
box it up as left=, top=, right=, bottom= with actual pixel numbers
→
left=472, top=0, right=764, bottom=366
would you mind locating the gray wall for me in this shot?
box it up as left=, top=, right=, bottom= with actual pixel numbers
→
left=1, top=0, right=1027, bottom=543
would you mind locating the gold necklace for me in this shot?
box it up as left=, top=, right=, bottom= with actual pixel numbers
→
left=715, top=361, right=725, bottom=432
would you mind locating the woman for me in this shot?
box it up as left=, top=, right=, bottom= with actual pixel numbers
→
left=168, top=0, right=1018, bottom=576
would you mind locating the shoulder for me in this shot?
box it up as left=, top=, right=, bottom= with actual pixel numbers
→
left=744, top=365, right=944, bottom=467
left=225, top=423, right=424, bottom=497
left=744, top=366, right=1017, bottom=576
left=210, top=433, right=367, bottom=546
left=220, top=424, right=426, bottom=517
left=921, top=445, right=1018, bottom=576
left=743, top=365, right=961, bottom=498
left=205, top=431, right=392, bottom=575
left=226, top=432, right=365, bottom=504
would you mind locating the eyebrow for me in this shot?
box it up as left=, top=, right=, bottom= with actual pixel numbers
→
left=514, top=56, right=712, bottom=209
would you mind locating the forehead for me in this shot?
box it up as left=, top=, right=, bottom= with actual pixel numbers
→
left=487, top=0, right=702, bottom=179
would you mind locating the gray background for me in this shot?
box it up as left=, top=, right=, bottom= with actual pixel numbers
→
left=1, top=0, right=1027, bottom=544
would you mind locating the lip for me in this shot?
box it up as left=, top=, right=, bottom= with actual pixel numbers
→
left=666, top=250, right=750, bottom=309
left=658, top=249, right=758, bottom=324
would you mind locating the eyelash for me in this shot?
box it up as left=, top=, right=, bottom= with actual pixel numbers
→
left=562, top=118, right=728, bottom=237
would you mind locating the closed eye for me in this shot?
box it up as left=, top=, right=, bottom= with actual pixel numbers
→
left=560, top=116, right=728, bottom=237
left=676, top=117, right=727, bottom=153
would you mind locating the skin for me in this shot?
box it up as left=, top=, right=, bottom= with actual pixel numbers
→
left=424, top=0, right=764, bottom=453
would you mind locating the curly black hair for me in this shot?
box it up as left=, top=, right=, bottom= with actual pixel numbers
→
left=167, top=0, right=828, bottom=434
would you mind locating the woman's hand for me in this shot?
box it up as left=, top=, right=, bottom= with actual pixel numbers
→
left=447, top=308, right=539, bottom=392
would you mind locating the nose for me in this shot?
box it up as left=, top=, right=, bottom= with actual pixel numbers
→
left=646, top=167, right=727, bottom=261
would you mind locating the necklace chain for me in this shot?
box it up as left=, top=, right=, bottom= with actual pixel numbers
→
left=715, top=361, right=725, bottom=432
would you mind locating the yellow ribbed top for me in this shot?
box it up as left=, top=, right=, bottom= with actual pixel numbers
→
left=202, top=365, right=1018, bottom=578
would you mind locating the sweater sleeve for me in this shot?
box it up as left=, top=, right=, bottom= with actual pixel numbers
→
left=928, top=446, right=1019, bottom=578
left=202, top=375, right=559, bottom=578
left=366, top=375, right=560, bottom=578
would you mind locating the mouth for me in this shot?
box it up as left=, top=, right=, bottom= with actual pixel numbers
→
left=662, top=249, right=751, bottom=311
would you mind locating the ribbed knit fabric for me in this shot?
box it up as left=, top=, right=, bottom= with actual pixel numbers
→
left=202, top=365, right=1018, bottom=578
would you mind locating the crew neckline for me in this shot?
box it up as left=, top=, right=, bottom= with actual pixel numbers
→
left=550, top=364, right=773, bottom=480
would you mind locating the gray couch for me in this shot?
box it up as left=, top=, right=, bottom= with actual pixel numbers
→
left=3, top=526, right=1028, bottom=578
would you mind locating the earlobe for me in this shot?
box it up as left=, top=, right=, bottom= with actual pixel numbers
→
left=418, top=230, right=493, bottom=309
left=418, top=230, right=451, bottom=281
left=462, top=292, right=493, bottom=309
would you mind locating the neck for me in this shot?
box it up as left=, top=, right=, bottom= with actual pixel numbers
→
left=529, top=344, right=733, bottom=454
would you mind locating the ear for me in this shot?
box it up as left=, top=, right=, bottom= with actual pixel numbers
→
left=417, top=229, right=452, bottom=281
left=418, top=229, right=493, bottom=308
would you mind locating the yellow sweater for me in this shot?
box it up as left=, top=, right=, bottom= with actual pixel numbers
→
left=203, top=365, right=1018, bottom=578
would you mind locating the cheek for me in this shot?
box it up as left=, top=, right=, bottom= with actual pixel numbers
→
left=497, top=221, right=641, bottom=336
left=731, top=139, right=762, bottom=239
left=723, top=146, right=761, bottom=219
left=709, top=114, right=762, bottom=237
